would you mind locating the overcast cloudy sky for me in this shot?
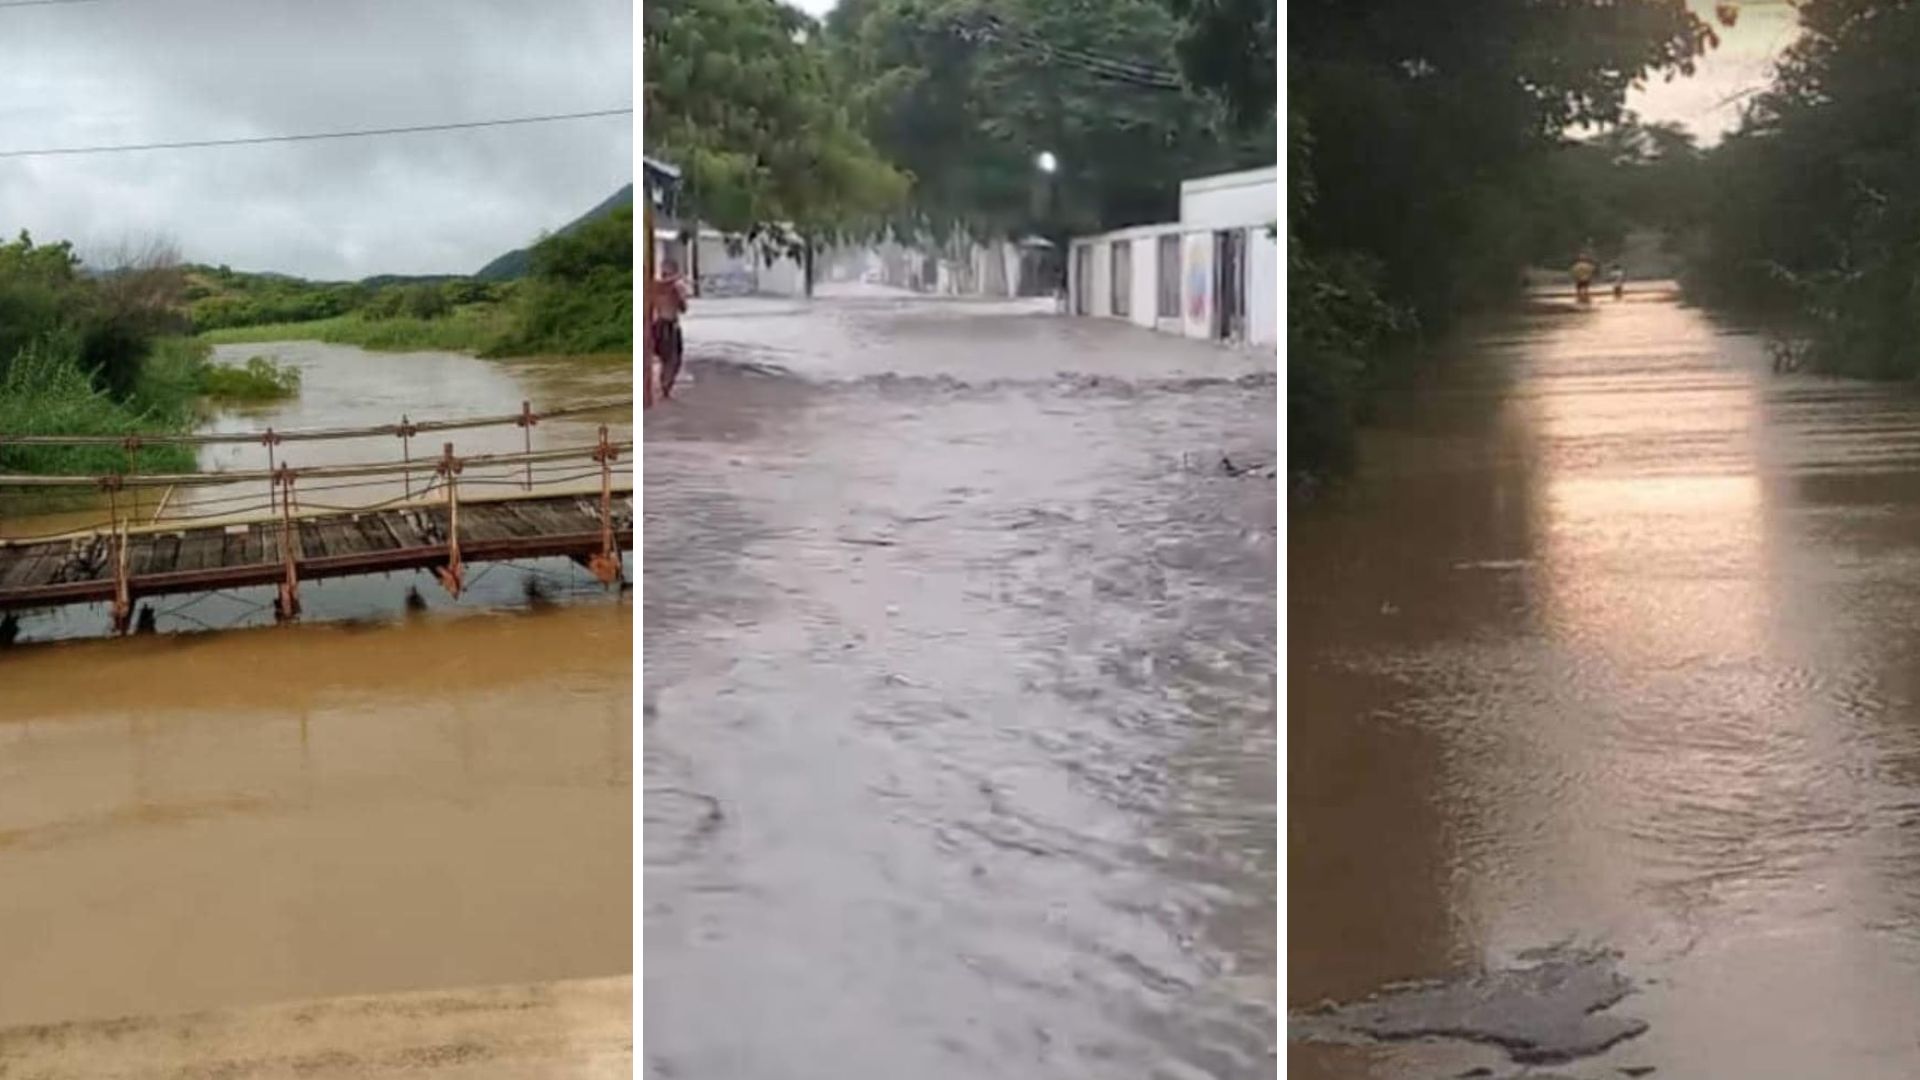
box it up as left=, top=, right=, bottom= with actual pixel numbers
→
left=0, top=0, right=630, bottom=280
left=1625, top=0, right=1799, bottom=143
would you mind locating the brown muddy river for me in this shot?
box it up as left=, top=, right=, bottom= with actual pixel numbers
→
left=4, top=341, right=632, bottom=641
left=0, top=343, right=632, bottom=1032
left=0, top=604, right=631, bottom=1028
left=1292, top=289, right=1920, bottom=1077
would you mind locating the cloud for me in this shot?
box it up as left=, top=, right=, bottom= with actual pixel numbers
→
left=0, top=0, right=631, bottom=279
left=1625, top=1, right=1800, bottom=144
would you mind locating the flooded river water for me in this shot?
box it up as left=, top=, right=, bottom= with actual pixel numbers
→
left=1292, top=290, right=1920, bottom=1077
left=0, top=342, right=631, bottom=1038
left=6, top=340, right=631, bottom=641
left=645, top=295, right=1276, bottom=1079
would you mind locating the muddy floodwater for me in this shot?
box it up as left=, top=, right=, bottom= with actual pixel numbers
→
left=1293, top=289, right=1920, bottom=1077
left=0, top=342, right=632, bottom=1047
left=4, top=341, right=632, bottom=642
left=645, top=293, right=1277, bottom=1079
left=0, top=605, right=630, bottom=1028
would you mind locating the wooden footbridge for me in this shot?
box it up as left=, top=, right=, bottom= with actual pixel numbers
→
left=0, top=399, right=631, bottom=634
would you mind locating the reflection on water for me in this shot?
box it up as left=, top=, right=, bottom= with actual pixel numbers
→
left=0, top=603, right=630, bottom=1028
left=1292, top=291, right=1920, bottom=1077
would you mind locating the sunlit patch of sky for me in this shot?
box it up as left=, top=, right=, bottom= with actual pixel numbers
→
left=1618, top=0, right=1800, bottom=144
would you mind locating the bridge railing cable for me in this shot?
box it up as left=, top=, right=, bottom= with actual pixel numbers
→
left=0, top=397, right=630, bottom=448
left=0, top=441, right=633, bottom=489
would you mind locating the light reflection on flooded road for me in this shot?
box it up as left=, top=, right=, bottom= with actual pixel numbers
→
left=1292, top=290, right=1920, bottom=1078
left=644, top=296, right=1277, bottom=1079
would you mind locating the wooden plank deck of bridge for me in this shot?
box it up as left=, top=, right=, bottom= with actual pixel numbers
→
left=0, top=488, right=633, bottom=612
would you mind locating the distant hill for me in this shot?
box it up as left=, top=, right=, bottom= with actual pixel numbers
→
left=359, top=274, right=460, bottom=288
left=475, top=184, right=633, bottom=281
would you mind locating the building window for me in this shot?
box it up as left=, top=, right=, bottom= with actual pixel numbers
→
left=1111, top=241, right=1131, bottom=318
left=1157, top=234, right=1180, bottom=318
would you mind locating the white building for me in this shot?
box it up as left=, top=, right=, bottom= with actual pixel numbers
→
left=655, top=226, right=808, bottom=298
left=1066, top=165, right=1277, bottom=348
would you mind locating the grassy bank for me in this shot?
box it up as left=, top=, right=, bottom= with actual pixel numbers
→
left=200, top=305, right=514, bottom=353
left=0, top=336, right=198, bottom=480
left=2, top=336, right=300, bottom=490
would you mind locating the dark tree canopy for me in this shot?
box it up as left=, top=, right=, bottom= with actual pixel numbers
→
left=1688, top=0, right=1920, bottom=377
left=825, top=0, right=1272, bottom=242
left=1166, top=0, right=1276, bottom=132
left=1287, top=0, right=1728, bottom=483
left=644, top=0, right=909, bottom=246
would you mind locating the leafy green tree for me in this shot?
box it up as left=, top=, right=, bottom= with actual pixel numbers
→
left=1687, top=0, right=1920, bottom=377
left=826, top=0, right=1269, bottom=243
left=1166, top=0, right=1275, bottom=132
left=495, top=207, right=633, bottom=355
left=0, top=231, right=82, bottom=381
left=1287, top=0, right=1729, bottom=484
left=645, top=0, right=909, bottom=257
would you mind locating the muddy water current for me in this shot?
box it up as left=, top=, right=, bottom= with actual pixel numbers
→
left=4, top=341, right=632, bottom=641
left=1293, top=290, right=1920, bottom=1077
left=0, top=342, right=632, bottom=1030
left=645, top=297, right=1277, bottom=1079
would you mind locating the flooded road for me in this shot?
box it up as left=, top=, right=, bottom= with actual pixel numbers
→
left=1292, top=290, right=1920, bottom=1077
left=644, top=295, right=1277, bottom=1078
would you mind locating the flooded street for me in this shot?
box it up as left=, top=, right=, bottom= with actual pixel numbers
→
left=1292, top=290, right=1920, bottom=1077
left=644, top=295, right=1277, bottom=1078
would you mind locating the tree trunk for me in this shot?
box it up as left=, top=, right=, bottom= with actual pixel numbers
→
left=803, top=239, right=815, bottom=299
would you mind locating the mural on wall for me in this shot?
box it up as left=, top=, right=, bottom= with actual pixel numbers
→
left=1185, top=236, right=1211, bottom=329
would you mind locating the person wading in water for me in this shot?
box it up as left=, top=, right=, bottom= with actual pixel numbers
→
left=652, top=259, right=690, bottom=398
left=1571, top=247, right=1598, bottom=305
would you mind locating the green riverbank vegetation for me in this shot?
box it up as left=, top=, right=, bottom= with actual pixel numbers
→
left=187, top=206, right=633, bottom=359
left=0, top=232, right=305, bottom=482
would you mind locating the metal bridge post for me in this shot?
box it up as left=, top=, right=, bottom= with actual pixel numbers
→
left=518, top=400, right=537, bottom=491
left=261, top=429, right=282, bottom=514
left=274, top=464, right=300, bottom=623
left=434, top=442, right=465, bottom=598
left=398, top=416, right=416, bottom=500
left=102, top=475, right=132, bottom=635
left=588, top=424, right=621, bottom=585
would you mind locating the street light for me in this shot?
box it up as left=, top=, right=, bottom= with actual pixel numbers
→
left=1032, top=151, right=1064, bottom=303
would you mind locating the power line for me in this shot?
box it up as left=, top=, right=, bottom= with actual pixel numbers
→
left=952, top=14, right=1186, bottom=91
left=0, top=106, right=632, bottom=159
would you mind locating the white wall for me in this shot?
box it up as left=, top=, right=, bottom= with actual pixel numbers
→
left=1179, top=166, right=1279, bottom=231
left=1128, top=238, right=1155, bottom=330
left=1247, top=226, right=1278, bottom=347
left=1071, top=220, right=1282, bottom=351
left=690, top=233, right=808, bottom=297
left=1181, top=231, right=1215, bottom=340
left=1089, top=240, right=1113, bottom=317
